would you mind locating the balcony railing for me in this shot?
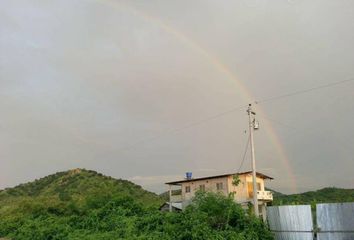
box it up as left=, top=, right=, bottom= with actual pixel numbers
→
left=257, top=190, right=273, bottom=201
left=170, top=194, right=182, bottom=203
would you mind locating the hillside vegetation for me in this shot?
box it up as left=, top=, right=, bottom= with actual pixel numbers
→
left=272, top=187, right=354, bottom=205
left=0, top=169, right=272, bottom=240
left=0, top=168, right=160, bottom=207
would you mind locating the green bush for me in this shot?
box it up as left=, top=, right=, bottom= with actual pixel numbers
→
left=0, top=192, right=273, bottom=240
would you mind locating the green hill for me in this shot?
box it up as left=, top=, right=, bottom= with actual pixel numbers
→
left=0, top=169, right=161, bottom=210
left=0, top=168, right=161, bottom=208
left=0, top=169, right=164, bottom=239
left=272, top=187, right=354, bottom=205
left=266, top=188, right=286, bottom=198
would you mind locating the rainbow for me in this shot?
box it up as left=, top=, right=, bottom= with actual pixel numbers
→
left=95, top=0, right=298, bottom=193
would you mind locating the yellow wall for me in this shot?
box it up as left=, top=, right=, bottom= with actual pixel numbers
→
left=227, top=174, right=265, bottom=203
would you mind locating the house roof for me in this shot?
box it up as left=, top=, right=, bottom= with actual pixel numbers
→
left=165, top=171, right=273, bottom=185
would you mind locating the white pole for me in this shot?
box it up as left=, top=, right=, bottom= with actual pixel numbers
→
left=169, top=185, right=172, bottom=212
left=248, top=104, right=259, bottom=217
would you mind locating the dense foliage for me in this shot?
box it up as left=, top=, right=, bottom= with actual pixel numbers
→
left=0, top=170, right=273, bottom=240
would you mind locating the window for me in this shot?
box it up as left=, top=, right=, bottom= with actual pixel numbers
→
left=199, top=184, right=205, bottom=191
left=185, top=186, right=191, bottom=193
left=247, top=182, right=261, bottom=197
left=216, top=182, right=223, bottom=190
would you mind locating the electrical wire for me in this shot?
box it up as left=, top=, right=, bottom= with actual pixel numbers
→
left=237, top=135, right=250, bottom=173
left=116, top=105, right=248, bottom=152
left=257, top=115, right=297, bottom=131
left=255, top=77, right=354, bottom=104
left=115, top=77, right=354, bottom=152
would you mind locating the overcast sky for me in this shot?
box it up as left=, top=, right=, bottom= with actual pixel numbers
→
left=1, top=0, right=353, bottom=194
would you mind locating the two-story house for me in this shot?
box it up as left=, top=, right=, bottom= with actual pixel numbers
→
left=164, top=171, right=273, bottom=221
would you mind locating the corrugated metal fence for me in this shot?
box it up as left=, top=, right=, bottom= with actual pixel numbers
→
left=317, top=203, right=354, bottom=240
left=268, top=205, right=313, bottom=240
left=267, top=203, right=354, bottom=240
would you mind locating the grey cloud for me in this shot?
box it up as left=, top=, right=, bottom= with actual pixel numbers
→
left=0, top=0, right=353, bottom=194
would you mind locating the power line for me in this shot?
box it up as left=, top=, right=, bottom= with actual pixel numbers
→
left=258, top=114, right=297, bottom=131
left=255, top=77, right=354, bottom=104
left=237, top=135, right=250, bottom=173
left=115, top=77, right=354, bottom=153
left=116, top=105, right=248, bottom=152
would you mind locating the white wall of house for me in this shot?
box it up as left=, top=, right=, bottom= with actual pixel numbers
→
left=167, top=173, right=272, bottom=221
left=179, top=174, right=266, bottom=205
left=181, top=176, right=229, bottom=203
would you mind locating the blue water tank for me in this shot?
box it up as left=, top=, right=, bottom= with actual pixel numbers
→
left=186, top=172, right=192, bottom=180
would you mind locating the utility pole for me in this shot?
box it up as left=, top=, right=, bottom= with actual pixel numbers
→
left=247, top=104, right=259, bottom=217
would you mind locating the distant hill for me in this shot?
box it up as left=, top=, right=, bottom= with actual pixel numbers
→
left=159, top=187, right=354, bottom=205
left=0, top=168, right=162, bottom=209
left=266, top=188, right=286, bottom=198
left=272, top=187, right=354, bottom=205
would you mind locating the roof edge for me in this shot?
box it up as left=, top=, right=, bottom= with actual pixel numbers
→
left=165, top=171, right=273, bottom=185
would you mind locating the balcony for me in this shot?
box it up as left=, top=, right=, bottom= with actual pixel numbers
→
left=257, top=191, right=273, bottom=202
left=170, top=194, right=182, bottom=203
